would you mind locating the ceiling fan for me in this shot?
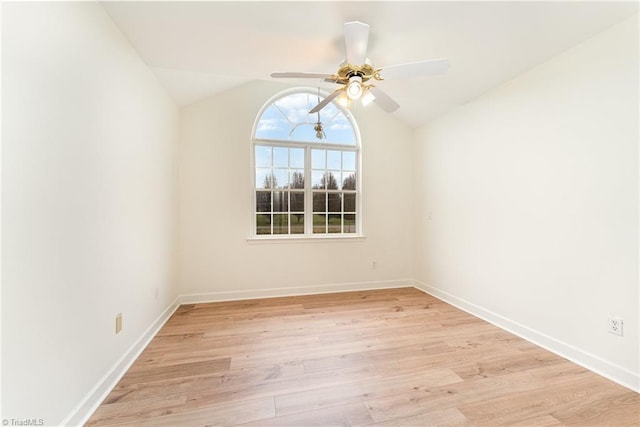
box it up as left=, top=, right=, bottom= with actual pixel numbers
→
left=271, top=21, right=449, bottom=114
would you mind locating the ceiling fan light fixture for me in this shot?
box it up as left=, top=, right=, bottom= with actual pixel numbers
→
left=346, top=76, right=363, bottom=100
left=360, top=88, right=375, bottom=106
left=314, top=122, right=324, bottom=139
left=337, top=91, right=350, bottom=108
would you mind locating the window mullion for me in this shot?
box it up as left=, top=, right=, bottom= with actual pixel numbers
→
left=304, top=146, right=312, bottom=235
left=287, top=148, right=291, bottom=235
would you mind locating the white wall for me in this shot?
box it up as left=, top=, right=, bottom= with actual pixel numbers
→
left=178, top=81, right=413, bottom=297
left=2, top=2, right=179, bottom=424
left=413, top=16, right=639, bottom=389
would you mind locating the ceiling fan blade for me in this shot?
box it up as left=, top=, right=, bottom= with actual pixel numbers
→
left=309, top=88, right=343, bottom=114
left=381, top=58, right=449, bottom=80
left=271, top=72, right=335, bottom=79
left=369, top=87, right=400, bottom=112
left=344, top=21, right=369, bottom=65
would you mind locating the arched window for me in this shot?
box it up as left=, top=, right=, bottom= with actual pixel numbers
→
left=252, top=88, right=361, bottom=237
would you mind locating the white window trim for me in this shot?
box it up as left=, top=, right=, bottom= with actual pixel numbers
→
left=246, top=235, right=366, bottom=244
left=249, top=87, right=363, bottom=241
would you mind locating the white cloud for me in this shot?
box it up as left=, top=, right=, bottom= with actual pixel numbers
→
left=257, top=118, right=282, bottom=132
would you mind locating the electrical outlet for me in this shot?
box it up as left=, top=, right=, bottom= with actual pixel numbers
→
left=372, top=261, right=377, bottom=269
left=115, top=313, right=123, bottom=334
left=154, top=287, right=159, bottom=300
left=607, top=316, right=623, bottom=336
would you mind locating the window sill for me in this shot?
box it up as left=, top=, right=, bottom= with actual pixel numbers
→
left=247, top=234, right=366, bottom=244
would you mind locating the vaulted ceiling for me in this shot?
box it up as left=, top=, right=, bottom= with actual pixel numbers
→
left=102, top=1, right=638, bottom=128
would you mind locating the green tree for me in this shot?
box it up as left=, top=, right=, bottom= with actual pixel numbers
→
left=343, top=173, right=356, bottom=190
left=263, top=172, right=278, bottom=189
left=321, top=172, right=338, bottom=190
left=291, top=171, right=305, bottom=189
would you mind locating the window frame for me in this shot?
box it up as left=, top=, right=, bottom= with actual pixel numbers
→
left=249, top=88, right=363, bottom=241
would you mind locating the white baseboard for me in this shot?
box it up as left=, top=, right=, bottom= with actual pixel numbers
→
left=413, top=280, right=640, bottom=393
left=61, top=297, right=181, bottom=426
left=179, top=279, right=414, bottom=304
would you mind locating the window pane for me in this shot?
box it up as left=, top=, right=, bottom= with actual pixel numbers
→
left=290, top=170, right=304, bottom=189
left=313, top=192, right=326, bottom=213
left=329, top=171, right=341, bottom=190
left=273, top=169, right=288, bottom=189
left=313, top=214, right=326, bottom=233
left=343, top=172, right=356, bottom=190
left=290, top=214, right=304, bottom=234
left=290, top=192, right=304, bottom=212
left=312, top=170, right=325, bottom=189
left=328, top=214, right=341, bottom=233
left=327, top=150, right=341, bottom=170
left=273, top=191, right=289, bottom=212
left=323, top=110, right=356, bottom=145
left=255, top=146, right=272, bottom=167
left=344, top=214, right=356, bottom=233
left=256, top=169, right=273, bottom=189
left=312, top=149, right=325, bottom=169
left=255, top=106, right=289, bottom=140
left=273, top=147, right=288, bottom=168
left=323, top=172, right=339, bottom=190
left=290, top=124, right=321, bottom=142
left=344, top=193, right=356, bottom=212
left=256, top=214, right=271, bottom=235
left=290, top=148, right=304, bottom=168
left=328, top=193, right=341, bottom=212
left=273, top=214, right=288, bottom=234
left=256, top=191, right=271, bottom=212
left=343, top=151, right=356, bottom=171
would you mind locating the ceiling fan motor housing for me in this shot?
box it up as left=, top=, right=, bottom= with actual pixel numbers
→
left=335, top=63, right=382, bottom=85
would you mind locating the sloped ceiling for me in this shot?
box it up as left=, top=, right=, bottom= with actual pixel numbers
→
left=102, top=1, right=638, bottom=128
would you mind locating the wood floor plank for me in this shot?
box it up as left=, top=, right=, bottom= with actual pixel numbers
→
left=237, top=401, right=374, bottom=427
left=119, top=358, right=231, bottom=385
left=115, top=397, right=276, bottom=427
left=499, top=414, right=565, bottom=427
left=551, top=389, right=640, bottom=426
left=87, top=288, right=639, bottom=426
left=86, top=394, right=188, bottom=426
left=368, top=407, right=472, bottom=427
left=450, top=347, right=564, bottom=380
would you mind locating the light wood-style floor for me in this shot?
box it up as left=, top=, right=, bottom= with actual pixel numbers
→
left=87, top=288, right=639, bottom=426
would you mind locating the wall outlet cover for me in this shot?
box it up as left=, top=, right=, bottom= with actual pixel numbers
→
left=115, top=313, right=123, bottom=334
left=607, top=316, right=623, bottom=336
